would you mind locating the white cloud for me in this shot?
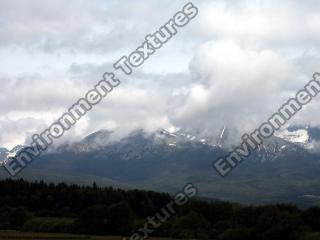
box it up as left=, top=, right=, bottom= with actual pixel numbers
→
left=0, top=0, right=320, bottom=149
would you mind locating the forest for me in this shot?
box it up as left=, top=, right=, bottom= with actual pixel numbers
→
left=0, top=179, right=319, bottom=240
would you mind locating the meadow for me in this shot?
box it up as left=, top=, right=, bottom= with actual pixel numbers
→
left=0, top=230, right=175, bottom=240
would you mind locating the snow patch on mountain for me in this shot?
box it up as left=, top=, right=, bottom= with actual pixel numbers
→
left=275, top=129, right=309, bottom=145
left=0, top=145, right=26, bottom=165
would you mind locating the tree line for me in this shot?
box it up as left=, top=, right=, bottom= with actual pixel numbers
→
left=0, top=179, right=319, bottom=240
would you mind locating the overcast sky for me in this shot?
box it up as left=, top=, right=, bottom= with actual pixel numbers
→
left=1, top=0, right=320, bottom=149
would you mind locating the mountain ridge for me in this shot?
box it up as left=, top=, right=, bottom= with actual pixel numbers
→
left=2, top=125, right=320, bottom=207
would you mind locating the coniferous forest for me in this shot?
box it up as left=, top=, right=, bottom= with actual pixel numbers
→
left=0, top=179, right=320, bottom=240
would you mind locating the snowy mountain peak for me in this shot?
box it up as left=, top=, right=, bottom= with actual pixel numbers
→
left=275, top=129, right=309, bottom=145
left=0, top=145, right=26, bottom=165
left=82, top=130, right=113, bottom=145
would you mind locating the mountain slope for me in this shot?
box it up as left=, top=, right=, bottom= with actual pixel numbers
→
left=1, top=127, right=316, bottom=207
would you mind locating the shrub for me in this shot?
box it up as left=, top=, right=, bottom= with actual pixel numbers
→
left=22, top=217, right=75, bottom=233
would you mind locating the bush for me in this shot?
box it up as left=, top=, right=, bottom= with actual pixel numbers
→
left=74, top=204, right=109, bottom=234
left=9, top=207, right=30, bottom=229
left=219, top=228, right=254, bottom=240
left=106, top=201, right=134, bottom=235
left=302, top=207, right=320, bottom=231
left=22, top=218, right=75, bottom=233
left=301, top=232, right=320, bottom=240
left=0, top=207, right=13, bottom=229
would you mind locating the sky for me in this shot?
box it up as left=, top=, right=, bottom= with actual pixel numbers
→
left=1, top=0, right=320, bottom=149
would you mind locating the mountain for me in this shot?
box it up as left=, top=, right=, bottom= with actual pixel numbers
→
left=0, top=148, right=8, bottom=164
left=276, top=125, right=320, bottom=152
left=2, top=126, right=320, bottom=207
left=56, top=130, right=113, bottom=153
left=0, top=145, right=25, bottom=165
left=216, top=125, right=228, bottom=147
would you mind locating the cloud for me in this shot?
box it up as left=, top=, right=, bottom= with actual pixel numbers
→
left=169, top=40, right=312, bottom=141
left=196, top=0, right=320, bottom=48
left=1, top=0, right=320, bottom=148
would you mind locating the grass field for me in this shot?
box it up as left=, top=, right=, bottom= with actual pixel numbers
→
left=0, top=230, right=174, bottom=240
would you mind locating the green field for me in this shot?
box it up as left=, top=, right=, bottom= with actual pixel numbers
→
left=0, top=230, right=174, bottom=240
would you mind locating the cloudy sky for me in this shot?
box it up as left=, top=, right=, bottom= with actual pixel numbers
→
left=1, top=0, right=320, bottom=149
